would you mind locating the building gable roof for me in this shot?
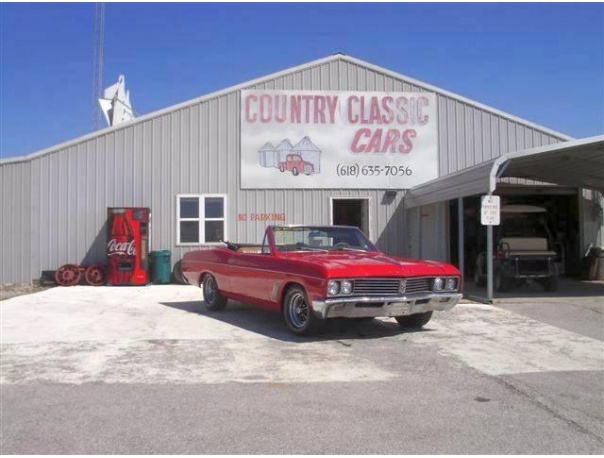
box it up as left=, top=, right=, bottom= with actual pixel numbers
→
left=1, top=53, right=573, bottom=165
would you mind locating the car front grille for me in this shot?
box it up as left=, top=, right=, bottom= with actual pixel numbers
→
left=353, top=278, right=401, bottom=296
left=404, top=277, right=432, bottom=294
left=351, top=277, right=433, bottom=296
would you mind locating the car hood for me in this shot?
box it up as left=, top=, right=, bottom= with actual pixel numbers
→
left=284, top=251, right=460, bottom=278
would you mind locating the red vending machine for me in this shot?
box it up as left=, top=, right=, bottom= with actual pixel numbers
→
left=106, top=207, right=150, bottom=285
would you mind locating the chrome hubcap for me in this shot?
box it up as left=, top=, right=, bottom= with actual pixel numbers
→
left=288, top=292, right=308, bottom=329
left=204, top=277, right=216, bottom=303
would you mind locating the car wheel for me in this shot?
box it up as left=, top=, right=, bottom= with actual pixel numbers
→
left=283, top=286, right=319, bottom=336
left=292, top=167, right=299, bottom=176
left=279, top=166, right=285, bottom=172
left=84, top=264, right=106, bottom=286
left=543, top=276, right=559, bottom=292
left=202, top=274, right=227, bottom=310
left=395, top=311, right=433, bottom=329
left=54, top=264, right=82, bottom=286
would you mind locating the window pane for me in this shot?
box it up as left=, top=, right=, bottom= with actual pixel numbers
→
left=205, top=197, right=224, bottom=218
left=180, top=221, right=199, bottom=243
left=205, top=221, right=224, bottom=242
left=180, top=197, right=199, bottom=218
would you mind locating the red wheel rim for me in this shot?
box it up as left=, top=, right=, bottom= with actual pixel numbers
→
left=85, top=264, right=105, bottom=286
left=54, top=264, right=82, bottom=286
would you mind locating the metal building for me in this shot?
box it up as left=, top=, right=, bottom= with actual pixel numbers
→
left=1, top=54, right=602, bottom=286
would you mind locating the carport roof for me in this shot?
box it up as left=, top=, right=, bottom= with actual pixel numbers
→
left=405, top=135, right=604, bottom=208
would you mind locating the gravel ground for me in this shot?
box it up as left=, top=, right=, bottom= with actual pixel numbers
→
left=0, top=284, right=52, bottom=301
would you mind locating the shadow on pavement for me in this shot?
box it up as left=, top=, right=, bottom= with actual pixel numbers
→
left=160, top=299, right=431, bottom=342
left=465, top=278, right=604, bottom=303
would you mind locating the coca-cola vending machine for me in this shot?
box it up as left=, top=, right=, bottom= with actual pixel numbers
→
left=106, top=207, right=150, bottom=285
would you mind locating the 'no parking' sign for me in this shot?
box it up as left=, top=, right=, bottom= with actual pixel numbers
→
left=481, top=195, right=500, bottom=226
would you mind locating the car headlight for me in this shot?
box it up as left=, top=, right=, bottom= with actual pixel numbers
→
left=433, top=277, right=444, bottom=291
left=445, top=278, right=457, bottom=291
left=340, top=280, right=353, bottom=295
left=327, top=280, right=340, bottom=296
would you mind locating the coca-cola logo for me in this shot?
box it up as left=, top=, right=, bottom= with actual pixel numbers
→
left=108, top=238, right=136, bottom=256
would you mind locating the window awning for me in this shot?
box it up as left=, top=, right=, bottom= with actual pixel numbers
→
left=405, top=135, right=604, bottom=208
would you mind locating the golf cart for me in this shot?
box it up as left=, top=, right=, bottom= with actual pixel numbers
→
left=474, top=205, right=559, bottom=292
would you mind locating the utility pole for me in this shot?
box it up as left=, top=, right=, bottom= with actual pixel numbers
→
left=92, top=3, right=105, bottom=131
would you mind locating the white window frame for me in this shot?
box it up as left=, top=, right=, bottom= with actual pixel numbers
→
left=176, top=194, right=227, bottom=246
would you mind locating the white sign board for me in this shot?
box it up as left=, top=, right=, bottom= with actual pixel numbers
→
left=481, top=195, right=501, bottom=225
left=240, top=90, right=438, bottom=189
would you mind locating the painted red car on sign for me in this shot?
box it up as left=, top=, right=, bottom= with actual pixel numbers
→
left=278, top=154, right=315, bottom=176
left=182, top=225, right=462, bottom=336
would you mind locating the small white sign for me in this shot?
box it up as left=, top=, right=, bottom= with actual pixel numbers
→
left=481, top=195, right=500, bottom=226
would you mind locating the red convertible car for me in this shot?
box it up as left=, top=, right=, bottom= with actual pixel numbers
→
left=182, top=225, right=462, bottom=336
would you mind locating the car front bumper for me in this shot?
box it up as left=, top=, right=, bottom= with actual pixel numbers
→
left=311, top=292, right=462, bottom=319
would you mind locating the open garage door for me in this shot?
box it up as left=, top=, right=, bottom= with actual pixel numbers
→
left=405, top=135, right=604, bottom=302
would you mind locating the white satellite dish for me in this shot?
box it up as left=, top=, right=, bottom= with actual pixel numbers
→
left=98, top=75, right=135, bottom=127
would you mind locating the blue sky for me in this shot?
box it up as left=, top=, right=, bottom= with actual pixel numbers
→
left=1, top=3, right=603, bottom=160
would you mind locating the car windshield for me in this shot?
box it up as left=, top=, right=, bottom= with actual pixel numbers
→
left=499, top=213, right=550, bottom=239
left=273, top=226, right=378, bottom=253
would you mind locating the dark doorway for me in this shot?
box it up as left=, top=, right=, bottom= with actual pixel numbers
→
left=332, top=198, right=369, bottom=236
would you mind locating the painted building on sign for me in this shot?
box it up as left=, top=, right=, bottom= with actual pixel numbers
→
left=292, top=137, right=321, bottom=174
left=257, top=142, right=277, bottom=168
left=1, top=54, right=602, bottom=286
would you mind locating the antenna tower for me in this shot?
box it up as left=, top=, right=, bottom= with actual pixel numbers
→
left=92, top=3, right=105, bottom=130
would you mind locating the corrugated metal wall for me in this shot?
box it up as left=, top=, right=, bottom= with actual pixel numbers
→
left=1, top=161, right=31, bottom=282
left=0, top=57, right=575, bottom=283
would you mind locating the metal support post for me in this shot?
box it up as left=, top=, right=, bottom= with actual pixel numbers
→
left=487, top=224, right=494, bottom=302
left=418, top=206, right=423, bottom=258
left=458, top=197, right=465, bottom=277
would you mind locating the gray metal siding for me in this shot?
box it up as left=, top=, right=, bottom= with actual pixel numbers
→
left=1, top=162, right=31, bottom=282
left=0, top=57, right=590, bottom=283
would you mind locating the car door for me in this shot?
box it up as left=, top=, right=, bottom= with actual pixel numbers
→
left=227, top=253, right=280, bottom=307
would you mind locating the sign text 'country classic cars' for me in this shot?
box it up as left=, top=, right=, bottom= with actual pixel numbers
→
left=240, top=90, right=438, bottom=189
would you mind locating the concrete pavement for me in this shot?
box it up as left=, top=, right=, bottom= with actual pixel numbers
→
left=1, top=284, right=603, bottom=453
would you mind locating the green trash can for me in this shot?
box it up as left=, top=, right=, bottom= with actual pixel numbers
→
left=150, top=250, right=171, bottom=284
